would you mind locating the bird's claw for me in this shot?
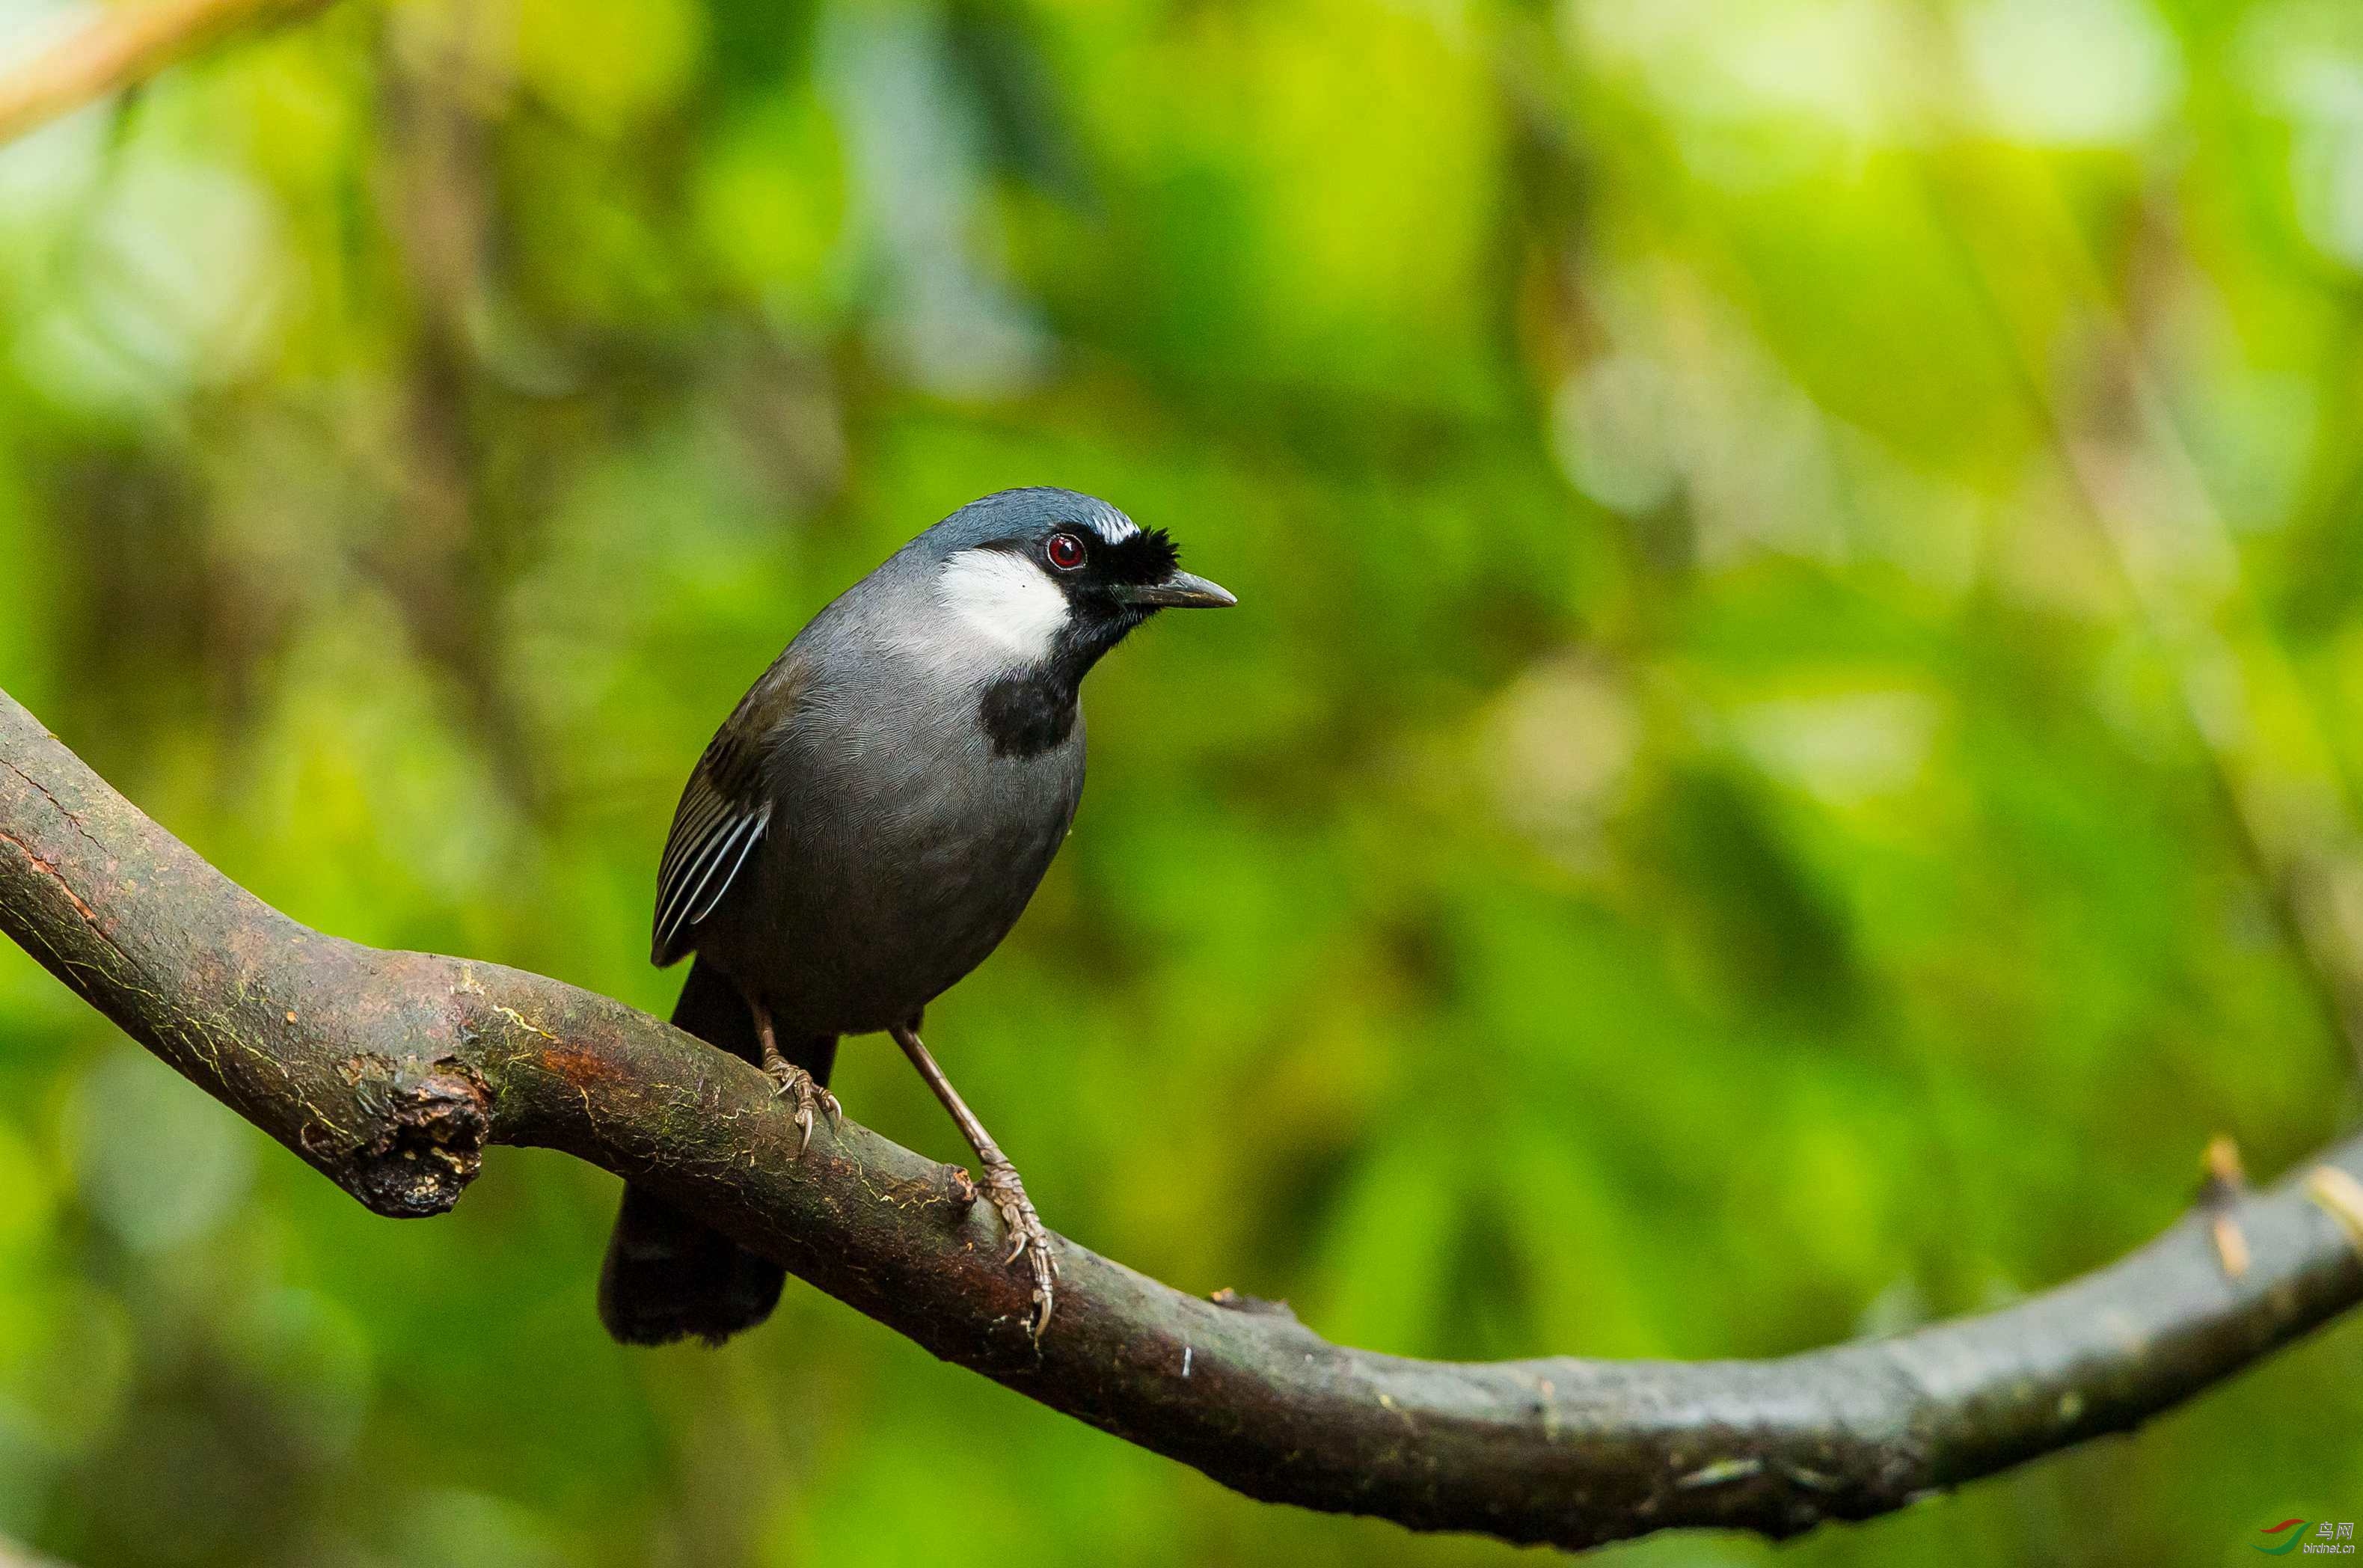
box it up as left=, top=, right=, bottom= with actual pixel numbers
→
left=765, top=1062, right=842, bottom=1158
left=979, top=1159, right=1058, bottom=1338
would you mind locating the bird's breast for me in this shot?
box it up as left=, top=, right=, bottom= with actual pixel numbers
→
left=715, top=681, right=1084, bottom=1034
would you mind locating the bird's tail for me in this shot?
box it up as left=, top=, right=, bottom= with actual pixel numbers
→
left=597, top=960, right=833, bottom=1347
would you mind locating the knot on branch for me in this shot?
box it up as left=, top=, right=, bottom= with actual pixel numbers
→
left=343, top=1056, right=490, bottom=1217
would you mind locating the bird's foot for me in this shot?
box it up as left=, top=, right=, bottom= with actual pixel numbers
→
left=978, top=1158, right=1058, bottom=1338
left=765, top=1062, right=843, bottom=1157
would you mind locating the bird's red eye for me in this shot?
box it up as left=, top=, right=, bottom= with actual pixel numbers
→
left=1046, top=533, right=1086, bottom=571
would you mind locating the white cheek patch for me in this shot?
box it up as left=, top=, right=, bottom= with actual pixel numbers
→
left=939, top=548, right=1070, bottom=664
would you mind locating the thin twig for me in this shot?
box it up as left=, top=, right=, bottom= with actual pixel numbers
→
left=0, top=0, right=334, bottom=147
left=0, top=1534, right=76, bottom=1568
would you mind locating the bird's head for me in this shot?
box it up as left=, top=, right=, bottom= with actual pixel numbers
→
left=911, top=489, right=1232, bottom=757
left=928, top=488, right=1234, bottom=675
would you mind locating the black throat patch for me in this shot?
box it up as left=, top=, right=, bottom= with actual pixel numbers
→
left=977, top=603, right=1151, bottom=759
left=980, top=669, right=1081, bottom=759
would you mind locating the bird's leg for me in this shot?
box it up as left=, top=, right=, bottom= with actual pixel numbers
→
left=752, top=998, right=841, bottom=1157
left=890, top=1022, right=1058, bottom=1336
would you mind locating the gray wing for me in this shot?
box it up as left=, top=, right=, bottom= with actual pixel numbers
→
left=651, top=658, right=806, bottom=967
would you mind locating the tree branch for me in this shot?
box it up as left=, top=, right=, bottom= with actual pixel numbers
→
left=0, top=0, right=333, bottom=148
left=1, top=682, right=2359, bottom=1552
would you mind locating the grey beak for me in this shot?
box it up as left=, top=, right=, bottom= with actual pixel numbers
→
left=1117, top=570, right=1237, bottom=610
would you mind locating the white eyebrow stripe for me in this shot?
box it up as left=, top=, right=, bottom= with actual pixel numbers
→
left=1085, top=512, right=1138, bottom=542
left=938, top=547, right=1070, bottom=664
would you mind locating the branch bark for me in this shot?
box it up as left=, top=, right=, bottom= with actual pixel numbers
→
left=0, top=0, right=332, bottom=147
left=1, top=682, right=2359, bottom=1552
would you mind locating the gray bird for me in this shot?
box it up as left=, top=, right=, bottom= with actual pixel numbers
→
left=599, top=487, right=1234, bottom=1345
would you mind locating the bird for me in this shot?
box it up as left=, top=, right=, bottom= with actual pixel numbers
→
left=598, top=487, right=1234, bottom=1347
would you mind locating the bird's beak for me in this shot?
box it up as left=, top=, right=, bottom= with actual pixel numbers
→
left=1115, top=570, right=1237, bottom=610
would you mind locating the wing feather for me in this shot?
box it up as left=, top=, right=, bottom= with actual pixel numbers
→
left=687, top=807, right=770, bottom=925
left=650, top=655, right=808, bottom=967
left=653, top=797, right=764, bottom=959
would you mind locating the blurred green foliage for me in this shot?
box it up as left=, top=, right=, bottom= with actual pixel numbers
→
left=2, top=0, right=2363, bottom=1562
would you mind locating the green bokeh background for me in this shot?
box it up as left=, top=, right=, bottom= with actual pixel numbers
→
left=3, top=0, right=2363, bottom=1562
